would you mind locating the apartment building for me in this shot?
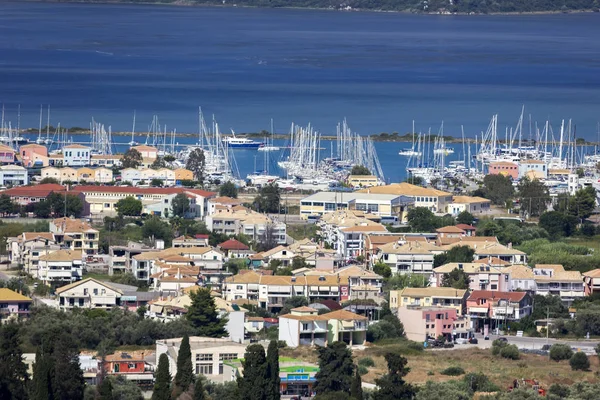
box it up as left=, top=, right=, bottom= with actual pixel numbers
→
left=108, top=242, right=157, bottom=276
left=447, top=196, right=491, bottom=216
left=41, top=166, right=113, bottom=183
left=466, top=290, right=533, bottom=333
left=432, top=263, right=510, bottom=292
left=173, top=234, right=209, bottom=248
left=37, top=249, right=83, bottom=286
left=0, top=145, right=15, bottom=164
left=279, top=307, right=367, bottom=347
left=533, top=264, right=585, bottom=306
left=8, top=232, right=61, bottom=275
left=20, top=144, right=49, bottom=167
left=102, top=351, right=154, bottom=387
left=0, top=165, right=28, bottom=186
left=74, top=186, right=214, bottom=218
left=346, top=175, right=382, bottom=188
left=503, top=264, right=536, bottom=293
left=2, top=183, right=65, bottom=206
left=91, top=154, right=122, bottom=168
left=390, top=287, right=468, bottom=315
left=398, top=306, right=471, bottom=342
left=488, top=161, right=518, bottom=180
left=375, top=240, right=437, bottom=276
left=56, top=278, right=123, bottom=310
left=518, top=160, right=548, bottom=180
left=583, top=269, right=600, bottom=295
left=50, top=217, right=100, bottom=256
left=206, top=207, right=286, bottom=244
left=121, top=168, right=183, bottom=186
left=441, top=240, right=527, bottom=264
left=357, top=182, right=453, bottom=213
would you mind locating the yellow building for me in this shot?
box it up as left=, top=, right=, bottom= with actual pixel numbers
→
left=77, top=167, right=95, bottom=182
left=358, top=182, right=452, bottom=213
left=174, top=168, right=194, bottom=182
left=347, top=175, right=381, bottom=188
left=390, top=287, right=468, bottom=315
left=60, top=167, right=78, bottom=183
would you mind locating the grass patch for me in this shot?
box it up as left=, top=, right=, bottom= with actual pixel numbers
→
left=82, top=272, right=111, bottom=281
left=286, top=224, right=317, bottom=241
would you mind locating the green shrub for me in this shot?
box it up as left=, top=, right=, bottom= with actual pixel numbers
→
left=427, top=370, right=435, bottom=376
left=440, top=366, right=465, bottom=376
left=500, top=345, right=520, bottom=360
left=570, top=352, right=590, bottom=371
left=463, top=373, right=500, bottom=392
left=491, top=339, right=508, bottom=356
left=357, top=365, right=369, bottom=376
left=549, top=344, right=574, bottom=361
left=358, top=357, right=375, bottom=367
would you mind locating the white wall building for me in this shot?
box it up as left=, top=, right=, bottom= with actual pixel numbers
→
left=0, top=165, right=28, bottom=186
left=63, top=145, right=91, bottom=167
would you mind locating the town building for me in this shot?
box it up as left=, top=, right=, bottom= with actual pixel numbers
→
left=432, top=263, right=510, bottom=292
left=50, top=217, right=100, bottom=256
left=518, top=160, right=548, bottom=180
left=0, top=165, right=28, bottom=186
left=278, top=307, right=367, bottom=347
left=447, top=196, right=491, bottom=216
left=357, top=182, right=453, bottom=214
left=0, top=288, right=32, bottom=320
left=207, top=196, right=245, bottom=216
left=375, top=240, right=437, bottom=276
left=56, top=278, right=123, bottom=310
left=173, top=235, right=209, bottom=248
left=0, top=145, right=15, bottom=164
left=583, top=269, right=600, bottom=296
left=1, top=183, right=65, bottom=206
left=91, top=154, right=122, bottom=168
left=37, top=249, right=83, bottom=286
left=206, top=207, right=286, bottom=245
left=397, top=306, right=471, bottom=342
left=8, top=232, right=60, bottom=275
left=102, top=351, right=154, bottom=388
left=346, top=175, right=382, bottom=188
left=156, top=337, right=247, bottom=382
left=20, top=144, right=49, bottom=167
left=390, top=287, right=468, bottom=315
left=62, top=144, right=91, bottom=167
left=466, top=290, right=533, bottom=334
left=488, top=161, right=518, bottom=180
left=218, top=238, right=252, bottom=259
left=503, top=264, right=536, bottom=293
left=533, top=264, right=585, bottom=306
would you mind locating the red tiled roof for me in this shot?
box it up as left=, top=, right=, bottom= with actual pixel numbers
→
left=75, top=185, right=214, bottom=198
left=436, top=226, right=465, bottom=233
left=455, top=224, right=477, bottom=231
left=2, top=183, right=65, bottom=198
left=195, top=234, right=209, bottom=239
left=219, top=238, right=249, bottom=251
left=467, top=290, right=526, bottom=302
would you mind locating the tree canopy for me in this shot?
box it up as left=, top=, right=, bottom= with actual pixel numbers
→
left=254, top=183, right=281, bottom=213
left=186, top=148, right=206, bottom=183
left=186, top=288, right=228, bottom=337
left=171, top=193, right=191, bottom=218
left=568, top=186, right=596, bottom=220
left=372, top=353, right=415, bottom=400
left=407, top=207, right=439, bottom=232
left=456, top=210, right=474, bottom=225
left=480, top=174, right=514, bottom=205
left=152, top=354, right=172, bottom=400
left=0, top=323, right=28, bottom=400
left=350, top=165, right=371, bottom=175
left=518, top=177, right=550, bottom=218
left=433, top=245, right=475, bottom=268
left=219, top=181, right=239, bottom=198
left=121, top=148, right=143, bottom=169
left=115, top=196, right=143, bottom=216
left=441, top=268, right=471, bottom=290
left=314, top=342, right=355, bottom=395
left=238, top=344, right=268, bottom=400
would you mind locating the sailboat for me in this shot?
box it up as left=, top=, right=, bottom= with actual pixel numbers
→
left=398, top=121, right=422, bottom=156
left=258, top=119, right=280, bottom=152
left=128, top=111, right=138, bottom=146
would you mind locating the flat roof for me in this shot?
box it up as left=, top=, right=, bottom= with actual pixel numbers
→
left=301, top=191, right=405, bottom=203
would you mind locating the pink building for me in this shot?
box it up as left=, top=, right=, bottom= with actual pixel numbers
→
left=20, top=144, right=49, bottom=167
left=0, top=145, right=15, bottom=164
left=488, top=161, right=518, bottom=180
left=397, top=306, right=471, bottom=342
left=432, top=263, right=511, bottom=292
left=466, top=290, right=532, bottom=334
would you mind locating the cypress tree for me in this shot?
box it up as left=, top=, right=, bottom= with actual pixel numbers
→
left=31, top=347, right=53, bottom=400
left=152, top=353, right=172, bottom=400
left=314, top=342, right=355, bottom=395
left=266, top=340, right=280, bottom=400
left=97, top=376, right=114, bottom=400
left=350, top=366, right=363, bottom=400
left=186, top=288, right=228, bottom=337
left=238, top=344, right=268, bottom=400
left=193, top=376, right=208, bottom=400
left=174, top=334, right=194, bottom=396
left=51, top=334, right=85, bottom=400
left=0, top=322, right=29, bottom=400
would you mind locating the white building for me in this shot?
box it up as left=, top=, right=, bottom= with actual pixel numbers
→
left=518, top=160, right=548, bottom=180
left=0, top=165, right=28, bottom=186
left=37, top=249, right=83, bottom=286
left=56, top=278, right=123, bottom=310
left=156, top=337, right=247, bottom=382
left=375, top=240, right=437, bottom=276
left=62, top=145, right=91, bottom=167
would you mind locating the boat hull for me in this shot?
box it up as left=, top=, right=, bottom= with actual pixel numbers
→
left=226, top=142, right=262, bottom=149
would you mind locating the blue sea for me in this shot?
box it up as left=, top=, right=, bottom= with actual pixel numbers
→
left=1, top=2, right=600, bottom=181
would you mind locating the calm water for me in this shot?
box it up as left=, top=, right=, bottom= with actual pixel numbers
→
left=1, top=2, right=600, bottom=181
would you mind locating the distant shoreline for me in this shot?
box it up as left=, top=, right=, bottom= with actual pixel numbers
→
left=19, top=0, right=600, bottom=16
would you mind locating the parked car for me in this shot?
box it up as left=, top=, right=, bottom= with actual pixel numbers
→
left=497, top=337, right=509, bottom=343
left=469, top=338, right=478, bottom=344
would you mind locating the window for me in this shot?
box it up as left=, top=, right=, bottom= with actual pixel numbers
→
left=491, top=284, right=497, bottom=290
left=128, top=363, right=137, bottom=369
left=104, top=203, right=110, bottom=208
left=196, top=364, right=213, bottom=375
left=101, top=289, right=106, bottom=295
left=196, top=354, right=213, bottom=361
left=219, top=353, right=238, bottom=361
left=236, top=285, right=243, bottom=290
left=93, top=289, right=98, bottom=295
left=84, top=288, right=88, bottom=295
left=78, top=298, right=84, bottom=306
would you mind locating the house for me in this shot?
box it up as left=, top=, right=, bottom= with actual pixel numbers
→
left=447, top=196, right=491, bottom=216
left=436, top=226, right=465, bottom=241
left=0, top=165, right=28, bottom=186
left=583, top=269, right=600, bottom=295
left=37, top=249, right=83, bottom=286
left=59, top=167, right=78, bottom=183
left=207, top=196, right=245, bottom=216
left=375, top=240, right=437, bottom=276
left=466, top=290, right=533, bottom=333
left=518, top=160, right=548, bottom=180
left=50, top=217, right=100, bottom=256
left=442, top=240, right=527, bottom=264
left=278, top=307, right=367, bottom=347
left=357, top=182, right=453, bottom=214
left=108, top=242, right=157, bottom=276
left=488, top=161, right=518, bottom=180
left=0, top=144, right=15, bottom=164
left=1, top=183, right=65, bottom=206
left=102, top=351, right=154, bottom=387
left=259, top=245, right=296, bottom=267
left=56, top=278, right=123, bottom=310
left=156, top=337, right=247, bottom=381
left=397, top=306, right=471, bottom=342
left=91, top=154, right=122, bottom=168
left=0, top=288, right=32, bottom=320
left=218, top=238, right=252, bottom=258
left=20, top=144, right=49, bottom=167
left=533, top=264, right=585, bottom=306
left=455, top=224, right=477, bottom=236
left=390, top=287, right=468, bottom=315
left=41, top=167, right=61, bottom=182
left=94, top=167, right=114, bottom=183
left=8, top=232, right=60, bottom=275
left=63, top=144, right=91, bottom=166
left=244, top=316, right=266, bottom=334
left=174, top=168, right=194, bottom=183
left=431, top=263, right=510, bottom=292
left=132, top=145, right=158, bottom=161
left=346, top=175, right=381, bottom=188
left=503, top=264, right=536, bottom=293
